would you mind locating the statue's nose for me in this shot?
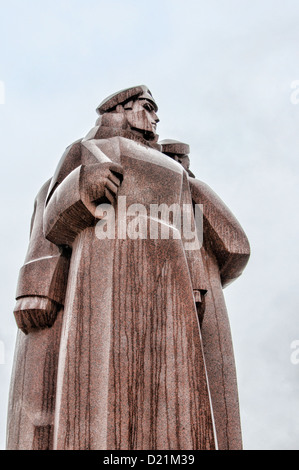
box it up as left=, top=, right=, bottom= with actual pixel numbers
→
left=153, top=112, right=159, bottom=123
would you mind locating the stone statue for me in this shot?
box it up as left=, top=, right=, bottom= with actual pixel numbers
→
left=160, top=139, right=251, bottom=450
left=7, top=86, right=250, bottom=450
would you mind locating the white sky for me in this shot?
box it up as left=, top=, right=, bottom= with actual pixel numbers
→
left=1, top=0, right=299, bottom=450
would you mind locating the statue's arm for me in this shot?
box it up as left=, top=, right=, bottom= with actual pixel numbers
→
left=14, top=296, right=60, bottom=335
left=189, top=178, right=250, bottom=287
left=44, top=154, right=123, bottom=246
left=14, top=180, right=70, bottom=334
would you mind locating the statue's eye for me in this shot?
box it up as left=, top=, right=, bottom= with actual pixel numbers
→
left=144, top=103, right=152, bottom=112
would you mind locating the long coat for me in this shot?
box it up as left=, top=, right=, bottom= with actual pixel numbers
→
left=6, top=128, right=249, bottom=450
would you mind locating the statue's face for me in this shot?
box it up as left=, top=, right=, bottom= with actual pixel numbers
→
left=124, top=98, right=159, bottom=138
left=164, top=152, right=190, bottom=171
left=175, top=155, right=190, bottom=171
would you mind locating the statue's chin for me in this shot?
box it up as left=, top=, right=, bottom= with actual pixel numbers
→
left=130, top=127, right=157, bottom=142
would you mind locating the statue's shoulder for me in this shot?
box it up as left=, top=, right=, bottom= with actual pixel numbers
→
left=46, top=139, right=83, bottom=203
left=189, top=177, right=215, bottom=198
left=189, top=177, right=250, bottom=285
left=83, top=135, right=161, bottom=164
left=117, top=137, right=184, bottom=174
left=35, top=178, right=52, bottom=202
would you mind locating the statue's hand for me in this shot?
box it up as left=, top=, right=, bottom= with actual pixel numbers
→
left=80, top=162, right=123, bottom=208
left=14, top=296, right=60, bottom=335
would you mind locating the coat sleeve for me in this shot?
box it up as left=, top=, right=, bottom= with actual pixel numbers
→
left=14, top=179, right=70, bottom=333
left=189, top=178, right=250, bottom=288
left=43, top=139, right=95, bottom=246
left=43, top=139, right=122, bottom=247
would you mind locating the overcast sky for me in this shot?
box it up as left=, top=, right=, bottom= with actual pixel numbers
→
left=1, top=0, right=299, bottom=450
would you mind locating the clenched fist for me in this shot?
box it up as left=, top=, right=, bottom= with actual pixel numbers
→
left=80, top=162, right=123, bottom=213
left=14, top=296, right=60, bottom=335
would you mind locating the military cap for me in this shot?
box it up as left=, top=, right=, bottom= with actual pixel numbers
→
left=96, top=85, right=158, bottom=115
left=159, top=139, right=190, bottom=156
